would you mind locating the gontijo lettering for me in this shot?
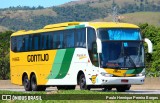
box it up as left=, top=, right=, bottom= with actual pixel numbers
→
left=27, top=54, right=49, bottom=62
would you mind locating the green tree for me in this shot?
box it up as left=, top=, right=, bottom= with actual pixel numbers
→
left=0, top=31, right=12, bottom=79
left=139, top=23, right=160, bottom=76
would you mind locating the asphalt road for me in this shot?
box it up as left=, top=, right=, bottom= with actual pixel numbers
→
left=0, top=87, right=160, bottom=94
left=0, top=78, right=160, bottom=94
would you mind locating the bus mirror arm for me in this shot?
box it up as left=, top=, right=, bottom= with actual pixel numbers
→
left=144, top=38, right=153, bottom=53
left=96, top=38, right=102, bottom=53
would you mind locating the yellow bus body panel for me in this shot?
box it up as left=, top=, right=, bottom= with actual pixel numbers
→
left=10, top=50, right=57, bottom=85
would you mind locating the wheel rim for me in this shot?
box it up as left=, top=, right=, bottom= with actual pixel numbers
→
left=31, top=76, right=37, bottom=89
left=80, top=76, right=86, bottom=89
left=24, top=77, right=29, bottom=89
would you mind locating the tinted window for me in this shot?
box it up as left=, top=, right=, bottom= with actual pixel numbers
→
left=87, top=28, right=96, bottom=50
left=28, top=35, right=33, bottom=51
left=98, top=28, right=141, bottom=41
left=11, top=37, right=17, bottom=52
left=75, top=28, right=86, bottom=48
left=16, top=36, right=23, bottom=52
left=40, top=33, right=48, bottom=50
left=24, top=35, right=29, bottom=51
left=48, top=32, right=53, bottom=49
left=11, top=28, right=88, bottom=52
left=33, top=35, right=39, bottom=50
left=87, top=27, right=98, bottom=66
left=59, top=31, right=64, bottom=48
left=65, top=29, right=74, bottom=48
left=53, top=32, right=57, bottom=49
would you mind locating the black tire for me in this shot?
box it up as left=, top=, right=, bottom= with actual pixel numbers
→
left=103, top=87, right=112, bottom=91
left=31, top=74, right=46, bottom=91
left=116, top=85, right=130, bottom=92
left=31, top=74, right=38, bottom=91
left=125, top=85, right=131, bottom=90
left=23, top=75, right=31, bottom=91
left=116, top=87, right=126, bottom=92
left=108, top=87, right=112, bottom=91
left=79, top=74, right=90, bottom=90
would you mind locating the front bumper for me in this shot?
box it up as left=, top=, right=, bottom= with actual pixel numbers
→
left=90, top=76, right=145, bottom=85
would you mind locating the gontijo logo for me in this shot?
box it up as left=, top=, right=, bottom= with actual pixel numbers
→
left=77, top=54, right=87, bottom=60
left=27, top=54, right=49, bottom=62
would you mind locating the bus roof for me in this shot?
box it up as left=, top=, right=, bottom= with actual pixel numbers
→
left=11, top=22, right=139, bottom=36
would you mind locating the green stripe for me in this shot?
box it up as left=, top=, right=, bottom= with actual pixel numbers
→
left=126, top=68, right=143, bottom=74
left=47, top=50, right=66, bottom=79
left=66, top=25, right=85, bottom=29
left=55, top=48, right=75, bottom=79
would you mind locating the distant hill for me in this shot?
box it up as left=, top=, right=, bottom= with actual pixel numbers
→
left=0, top=26, right=9, bottom=32
left=94, top=12, right=160, bottom=27
left=0, top=8, right=57, bottom=21
left=62, top=0, right=160, bottom=8
left=0, top=0, right=160, bottom=31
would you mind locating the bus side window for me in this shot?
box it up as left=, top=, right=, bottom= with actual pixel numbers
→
left=17, top=36, right=23, bottom=52
left=87, top=27, right=98, bottom=67
left=59, top=31, right=64, bottom=48
left=75, top=28, right=86, bottom=48
left=29, top=35, right=33, bottom=51
left=33, top=35, right=39, bottom=50
left=11, top=37, right=17, bottom=52
left=65, top=29, right=74, bottom=48
left=53, top=32, right=59, bottom=49
left=48, top=32, right=53, bottom=49
left=24, top=35, right=29, bottom=52
left=40, top=33, right=48, bottom=50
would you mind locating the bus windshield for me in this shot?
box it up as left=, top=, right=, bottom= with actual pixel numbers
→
left=98, top=28, right=144, bottom=68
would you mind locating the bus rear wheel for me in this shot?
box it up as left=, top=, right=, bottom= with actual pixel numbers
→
left=23, top=75, right=31, bottom=91
left=31, top=74, right=46, bottom=91
left=79, top=74, right=90, bottom=90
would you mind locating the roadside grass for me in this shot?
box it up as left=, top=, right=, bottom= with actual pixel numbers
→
left=0, top=90, right=159, bottom=103
left=0, top=90, right=46, bottom=94
left=1, top=100, right=157, bottom=103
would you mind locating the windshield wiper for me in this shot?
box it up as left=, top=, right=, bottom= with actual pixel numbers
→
left=125, top=52, right=136, bottom=68
left=128, top=55, right=136, bottom=68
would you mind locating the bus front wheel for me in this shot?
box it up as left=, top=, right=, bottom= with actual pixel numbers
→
left=79, top=74, right=90, bottom=90
left=116, top=85, right=131, bottom=92
left=23, top=75, right=31, bottom=91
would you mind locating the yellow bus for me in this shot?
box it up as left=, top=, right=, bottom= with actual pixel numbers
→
left=10, top=22, right=152, bottom=91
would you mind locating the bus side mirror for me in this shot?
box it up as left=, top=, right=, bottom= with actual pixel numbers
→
left=144, top=38, right=153, bottom=53
left=96, top=38, right=102, bottom=53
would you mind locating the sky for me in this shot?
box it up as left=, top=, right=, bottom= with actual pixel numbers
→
left=0, top=0, right=77, bottom=9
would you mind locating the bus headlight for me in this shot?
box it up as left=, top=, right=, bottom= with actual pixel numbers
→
left=136, top=69, right=145, bottom=77
left=100, top=72, right=113, bottom=77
